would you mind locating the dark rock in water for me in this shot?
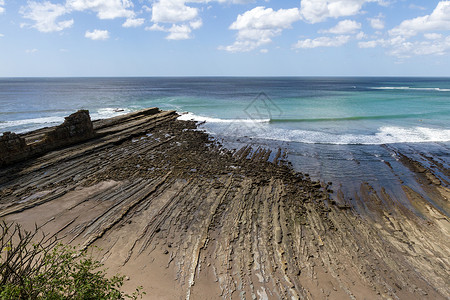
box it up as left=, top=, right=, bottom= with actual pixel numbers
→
left=0, top=110, right=94, bottom=167
left=0, top=132, right=28, bottom=152
left=44, top=110, right=94, bottom=147
left=0, top=132, right=30, bottom=166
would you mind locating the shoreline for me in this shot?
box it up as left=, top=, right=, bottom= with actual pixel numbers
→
left=0, top=108, right=449, bottom=299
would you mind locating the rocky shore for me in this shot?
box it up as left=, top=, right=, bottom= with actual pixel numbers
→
left=0, top=108, right=449, bottom=299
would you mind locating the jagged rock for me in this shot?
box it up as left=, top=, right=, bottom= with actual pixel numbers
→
left=0, top=132, right=29, bottom=166
left=44, top=110, right=94, bottom=146
left=0, top=110, right=94, bottom=167
left=0, top=132, right=27, bottom=152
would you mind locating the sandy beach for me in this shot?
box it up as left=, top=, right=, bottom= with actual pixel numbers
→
left=0, top=108, right=449, bottom=299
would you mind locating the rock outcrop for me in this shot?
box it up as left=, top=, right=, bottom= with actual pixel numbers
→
left=0, top=110, right=94, bottom=167
left=44, top=110, right=94, bottom=146
left=0, top=132, right=29, bottom=167
left=0, top=108, right=448, bottom=299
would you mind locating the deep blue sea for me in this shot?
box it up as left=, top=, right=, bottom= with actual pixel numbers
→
left=1, top=77, right=449, bottom=209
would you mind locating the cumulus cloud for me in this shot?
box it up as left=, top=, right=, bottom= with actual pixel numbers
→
left=359, top=35, right=450, bottom=57
left=294, top=35, right=351, bottom=48
left=368, top=17, right=384, bottom=29
left=424, top=33, right=443, bottom=40
left=388, top=36, right=450, bottom=57
left=20, top=1, right=74, bottom=33
left=220, top=6, right=301, bottom=52
left=355, top=31, right=367, bottom=39
left=66, top=0, right=134, bottom=19
left=122, top=17, right=144, bottom=28
left=389, top=1, right=450, bottom=37
left=0, top=0, right=4, bottom=14
left=151, top=0, right=198, bottom=23
left=320, top=19, right=361, bottom=34
left=21, top=0, right=140, bottom=33
left=85, top=29, right=110, bottom=40
left=149, top=0, right=204, bottom=40
left=166, top=24, right=191, bottom=40
left=358, top=40, right=377, bottom=48
left=356, top=1, right=450, bottom=58
left=357, top=2, right=450, bottom=58
left=190, top=19, right=202, bottom=30
left=146, top=22, right=197, bottom=40
left=300, top=0, right=385, bottom=24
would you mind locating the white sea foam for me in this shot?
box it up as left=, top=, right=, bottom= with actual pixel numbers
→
left=371, top=87, right=450, bottom=92
left=177, top=112, right=270, bottom=124
left=0, top=107, right=133, bottom=134
left=207, top=123, right=450, bottom=145
left=90, top=107, right=132, bottom=120
left=0, top=116, right=65, bottom=131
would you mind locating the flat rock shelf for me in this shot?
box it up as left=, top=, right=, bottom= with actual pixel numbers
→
left=0, top=108, right=449, bottom=299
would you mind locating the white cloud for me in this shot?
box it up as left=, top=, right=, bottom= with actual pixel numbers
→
left=300, top=0, right=385, bottom=24
left=389, top=36, right=450, bottom=57
left=66, top=0, right=134, bottom=19
left=122, top=17, right=145, bottom=27
left=190, top=19, right=202, bottom=30
left=166, top=24, right=191, bottom=40
left=20, top=1, right=73, bottom=33
left=151, top=0, right=198, bottom=23
left=0, top=0, right=4, bottom=14
left=149, top=0, right=205, bottom=40
left=260, top=48, right=268, bottom=53
left=85, top=29, right=110, bottom=40
left=146, top=23, right=194, bottom=40
left=146, top=24, right=165, bottom=31
left=424, top=33, right=443, bottom=40
left=356, top=31, right=367, bottom=39
left=294, top=35, right=351, bottom=48
left=358, top=2, right=450, bottom=58
left=358, top=35, right=450, bottom=57
left=321, top=19, right=361, bottom=34
left=0, top=33, right=4, bottom=37
left=368, top=17, right=384, bottom=29
left=358, top=40, right=377, bottom=48
left=390, top=1, right=450, bottom=37
left=220, top=6, right=301, bottom=52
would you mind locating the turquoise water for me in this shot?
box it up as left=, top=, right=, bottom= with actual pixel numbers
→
left=1, top=77, right=449, bottom=210
left=1, top=77, right=448, bottom=145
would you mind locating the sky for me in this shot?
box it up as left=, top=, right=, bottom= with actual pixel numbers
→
left=0, top=0, right=450, bottom=77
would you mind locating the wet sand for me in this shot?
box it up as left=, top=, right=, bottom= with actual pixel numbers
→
left=0, top=108, right=449, bottom=299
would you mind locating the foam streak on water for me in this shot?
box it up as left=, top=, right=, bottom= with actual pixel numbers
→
left=371, top=86, right=450, bottom=92
left=202, top=123, right=450, bottom=145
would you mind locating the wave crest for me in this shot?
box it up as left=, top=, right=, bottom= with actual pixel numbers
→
left=207, top=124, right=450, bottom=145
left=371, top=87, right=450, bottom=92
left=177, top=112, right=270, bottom=124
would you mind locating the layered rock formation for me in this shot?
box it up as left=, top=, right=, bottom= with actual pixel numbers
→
left=0, top=132, right=29, bottom=167
left=0, top=110, right=95, bottom=167
left=0, top=109, right=448, bottom=299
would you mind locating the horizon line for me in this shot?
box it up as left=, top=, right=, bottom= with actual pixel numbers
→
left=1, top=75, right=450, bottom=79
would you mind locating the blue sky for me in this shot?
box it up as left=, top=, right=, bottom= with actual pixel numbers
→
left=0, top=0, right=449, bottom=76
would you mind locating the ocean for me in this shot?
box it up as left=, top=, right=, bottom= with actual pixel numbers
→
left=1, top=77, right=449, bottom=210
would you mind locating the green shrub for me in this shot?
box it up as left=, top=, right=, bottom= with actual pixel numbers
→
left=0, top=222, right=144, bottom=299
